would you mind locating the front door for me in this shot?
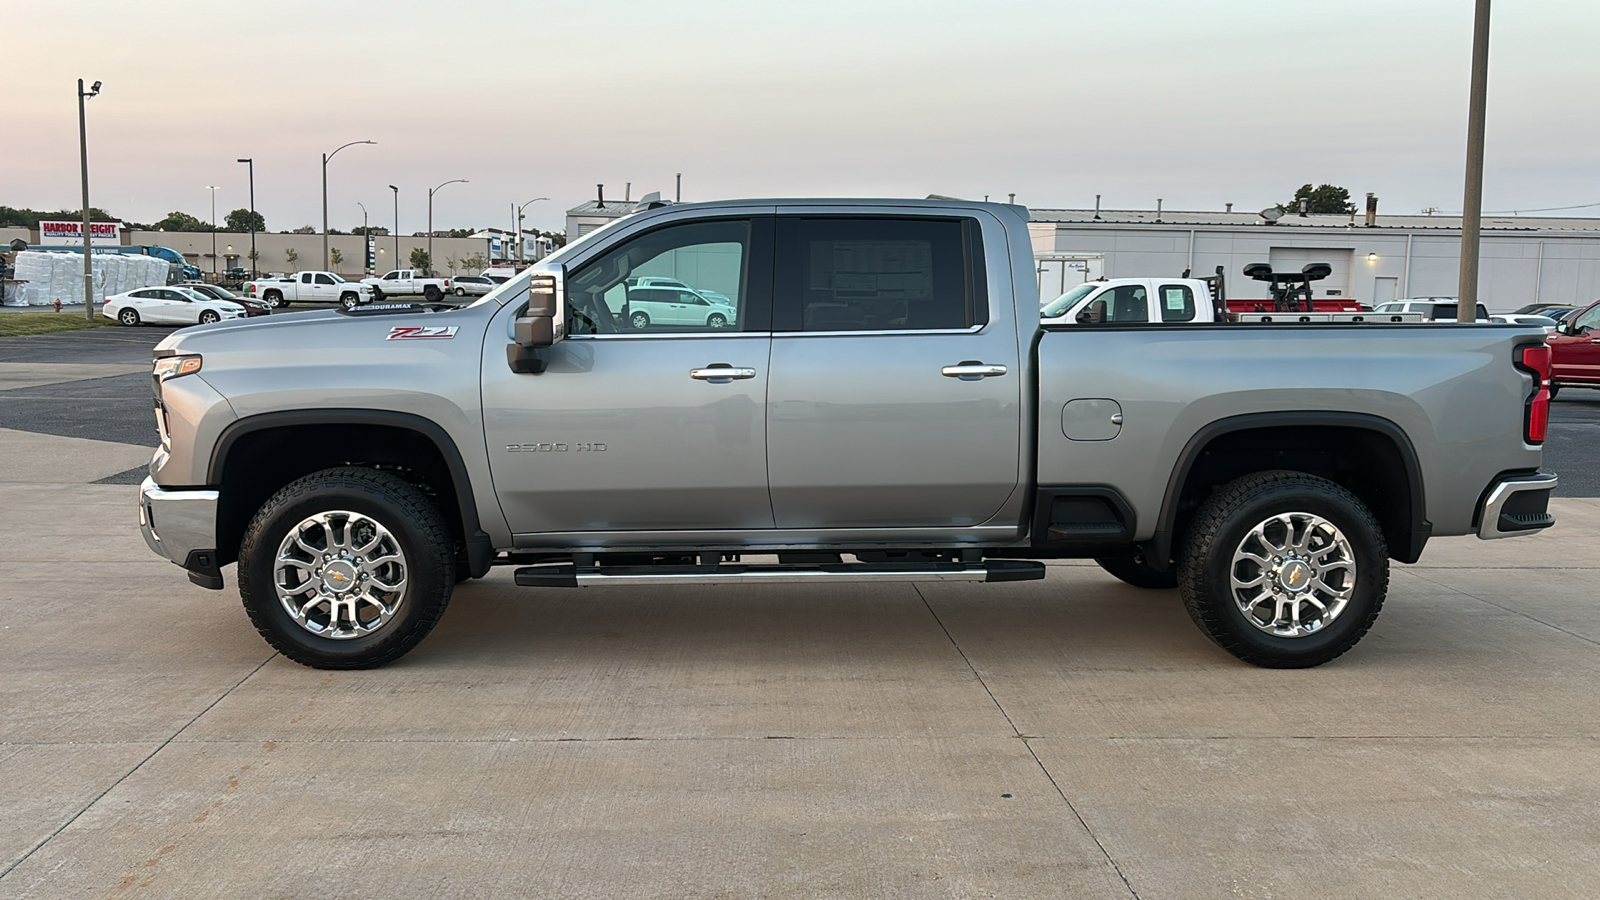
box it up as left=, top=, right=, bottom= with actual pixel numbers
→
left=1550, top=302, right=1600, bottom=384
left=482, top=215, right=775, bottom=537
left=764, top=213, right=1022, bottom=529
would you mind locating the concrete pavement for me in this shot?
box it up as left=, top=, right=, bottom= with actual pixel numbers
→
left=0, top=402, right=1597, bottom=897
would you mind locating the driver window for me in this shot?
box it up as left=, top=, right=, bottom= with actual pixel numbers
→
left=1078, top=286, right=1148, bottom=323
left=566, top=219, right=749, bottom=334
left=1574, top=305, right=1600, bottom=332
left=314, top=274, right=335, bottom=285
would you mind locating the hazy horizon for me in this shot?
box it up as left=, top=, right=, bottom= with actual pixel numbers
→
left=9, top=0, right=1599, bottom=235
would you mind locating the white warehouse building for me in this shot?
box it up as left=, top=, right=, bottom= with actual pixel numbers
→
left=1027, top=206, right=1600, bottom=313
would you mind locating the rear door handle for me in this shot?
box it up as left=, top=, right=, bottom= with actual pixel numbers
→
left=941, top=362, right=1008, bottom=379
left=690, top=365, right=757, bottom=382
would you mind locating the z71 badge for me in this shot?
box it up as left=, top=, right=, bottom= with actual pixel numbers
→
left=386, top=325, right=458, bottom=340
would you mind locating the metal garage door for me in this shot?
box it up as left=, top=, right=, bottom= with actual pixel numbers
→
left=1268, top=247, right=1353, bottom=299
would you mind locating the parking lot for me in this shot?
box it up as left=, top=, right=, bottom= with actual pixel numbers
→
left=2, top=326, right=1598, bottom=898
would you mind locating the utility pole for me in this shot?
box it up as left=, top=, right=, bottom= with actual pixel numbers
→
left=389, top=185, right=399, bottom=273
left=237, top=158, right=256, bottom=277
left=322, top=140, right=375, bottom=270
left=1456, top=0, right=1491, bottom=322
left=205, top=186, right=220, bottom=278
left=427, top=178, right=467, bottom=276
left=77, top=78, right=101, bottom=321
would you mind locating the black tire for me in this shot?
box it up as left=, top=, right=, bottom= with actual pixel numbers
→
left=707, top=312, right=728, bottom=329
left=118, top=307, right=140, bottom=326
left=339, top=292, right=360, bottom=310
left=1095, top=552, right=1178, bottom=589
left=1548, top=383, right=1560, bottom=400
left=264, top=290, right=287, bottom=309
left=199, top=310, right=220, bottom=324
left=237, top=467, right=456, bottom=669
left=423, top=285, right=442, bottom=302
left=371, top=287, right=385, bottom=302
left=1177, top=470, right=1388, bottom=668
left=630, top=310, right=650, bottom=330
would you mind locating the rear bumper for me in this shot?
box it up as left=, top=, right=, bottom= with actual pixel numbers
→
left=139, top=477, right=224, bottom=589
left=1476, top=472, right=1558, bottom=540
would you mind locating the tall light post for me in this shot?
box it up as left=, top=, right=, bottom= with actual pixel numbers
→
left=77, top=78, right=102, bottom=321
left=205, top=186, right=220, bottom=278
left=357, top=201, right=370, bottom=276
left=516, top=197, right=549, bottom=265
left=322, top=140, right=375, bottom=270
left=1456, top=0, right=1491, bottom=322
left=427, top=178, right=467, bottom=276
left=389, top=185, right=399, bottom=272
left=237, top=158, right=256, bottom=278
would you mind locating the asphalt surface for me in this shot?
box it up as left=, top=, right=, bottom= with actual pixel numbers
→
left=0, top=323, right=1596, bottom=494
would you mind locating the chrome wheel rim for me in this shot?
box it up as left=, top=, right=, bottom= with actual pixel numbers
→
left=1229, top=512, right=1355, bottom=638
left=274, top=510, right=408, bottom=640
left=119, top=310, right=136, bottom=324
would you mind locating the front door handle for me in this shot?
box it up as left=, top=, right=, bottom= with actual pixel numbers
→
left=690, top=365, right=757, bottom=382
left=941, top=362, right=1008, bottom=379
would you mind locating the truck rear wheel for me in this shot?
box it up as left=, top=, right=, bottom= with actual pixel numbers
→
left=237, top=467, right=456, bottom=669
left=423, top=285, right=442, bottom=302
left=1094, top=552, right=1177, bottom=589
left=1177, top=470, right=1388, bottom=668
left=264, top=290, right=287, bottom=309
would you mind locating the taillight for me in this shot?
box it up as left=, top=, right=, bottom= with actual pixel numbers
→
left=1517, top=343, right=1551, bottom=444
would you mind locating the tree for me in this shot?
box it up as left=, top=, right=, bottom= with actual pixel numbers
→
left=153, top=210, right=210, bottom=232
left=291, top=225, right=316, bottom=234
left=462, top=252, right=488, bottom=272
left=1284, top=184, right=1355, bottom=215
left=447, top=228, right=475, bottom=238
left=352, top=225, right=389, bottom=236
left=247, top=249, right=259, bottom=266
left=330, top=247, right=345, bottom=268
left=409, top=248, right=431, bottom=274
left=284, top=247, right=300, bottom=268
left=444, top=255, right=460, bottom=274
left=225, top=208, right=265, bottom=233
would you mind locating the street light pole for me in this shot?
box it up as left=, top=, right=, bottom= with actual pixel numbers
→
left=427, top=178, right=468, bottom=276
left=322, top=139, right=375, bottom=270
left=77, top=78, right=101, bottom=321
left=388, top=185, right=400, bottom=273
left=516, top=197, right=549, bottom=265
left=1456, top=0, right=1492, bottom=322
left=205, top=186, right=220, bottom=278
left=357, top=201, right=369, bottom=276
left=237, top=158, right=256, bottom=278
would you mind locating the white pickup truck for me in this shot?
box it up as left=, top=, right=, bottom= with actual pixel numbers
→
left=362, top=269, right=453, bottom=302
left=244, top=271, right=374, bottom=310
left=1041, top=277, right=1422, bottom=325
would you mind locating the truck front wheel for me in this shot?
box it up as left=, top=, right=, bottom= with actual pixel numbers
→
left=339, top=292, right=360, bottom=310
left=1177, top=470, right=1388, bottom=668
left=236, top=467, right=456, bottom=669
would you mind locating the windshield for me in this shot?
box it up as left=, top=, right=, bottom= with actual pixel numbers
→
left=1041, top=283, right=1098, bottom=318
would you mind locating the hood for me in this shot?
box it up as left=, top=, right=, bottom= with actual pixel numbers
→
left=153, top=303, right=483, bottom=356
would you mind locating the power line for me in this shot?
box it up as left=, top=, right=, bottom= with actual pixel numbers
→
left=1432, top=200, right=1600, bottom=216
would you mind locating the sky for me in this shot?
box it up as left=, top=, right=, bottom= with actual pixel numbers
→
left=7, top=0, right=1600, bottom=235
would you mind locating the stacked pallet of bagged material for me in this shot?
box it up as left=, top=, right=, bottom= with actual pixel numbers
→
left=4, top=251, right=45, bottom=305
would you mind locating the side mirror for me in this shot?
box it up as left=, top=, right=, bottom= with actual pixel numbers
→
left=508, top=270, right=564, bottom=374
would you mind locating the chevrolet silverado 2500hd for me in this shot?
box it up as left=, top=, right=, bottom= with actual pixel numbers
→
left=138, top=199, right=1558, bottom=670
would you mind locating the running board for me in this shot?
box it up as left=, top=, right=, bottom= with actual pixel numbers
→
left=514, top=560, right=1045, bottom=588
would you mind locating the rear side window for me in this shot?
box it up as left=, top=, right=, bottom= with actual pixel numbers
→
left=1158, top=284, right=1195, bottom=322
left=776, top=217, right=987, bottom=331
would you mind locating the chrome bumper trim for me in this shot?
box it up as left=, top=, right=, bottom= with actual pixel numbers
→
left=139, top=477, right=220, bottom=563
left=1477, top=472, right=1558, bottom=540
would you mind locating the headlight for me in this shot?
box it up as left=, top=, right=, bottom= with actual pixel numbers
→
left=153, top=355, right=203, bottom=381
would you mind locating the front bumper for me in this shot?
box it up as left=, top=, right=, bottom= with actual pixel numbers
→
left=139, top=477, right=225, bottom=589
left=1476, top=472, right=1558, bottom=540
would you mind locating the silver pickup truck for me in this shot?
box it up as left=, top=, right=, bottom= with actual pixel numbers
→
left=138, top=199, right=1558, bottom=670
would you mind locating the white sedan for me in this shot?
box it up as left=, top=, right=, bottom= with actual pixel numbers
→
left=103, top=286, right=247, bottom=326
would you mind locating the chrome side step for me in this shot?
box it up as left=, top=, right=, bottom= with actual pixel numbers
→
left=513, top=560, right=1045, bottom=588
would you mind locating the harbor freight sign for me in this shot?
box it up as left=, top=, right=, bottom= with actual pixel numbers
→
left=38, top=220, right=121, bottom=246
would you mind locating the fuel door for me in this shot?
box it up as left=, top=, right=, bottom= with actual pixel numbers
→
left=1062, top=398, right=1123, bottom=441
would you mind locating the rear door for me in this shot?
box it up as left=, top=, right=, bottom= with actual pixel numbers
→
left=765, top=210, right=1022, bottom=528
